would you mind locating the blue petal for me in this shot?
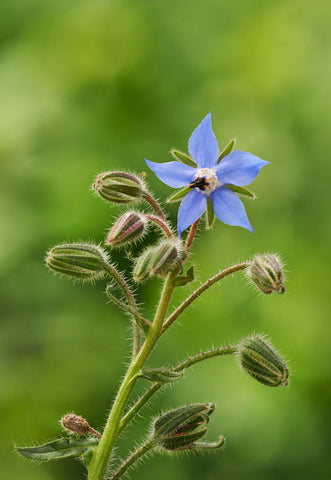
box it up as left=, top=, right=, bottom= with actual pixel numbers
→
left=210, top=186, right=253, bottom=232
left=215, top=151, right=269, bottom=187
left=145, top=159, right=196, bottom=188
left=188, top=113, right=219, bottom=168
left=177, top=189, right=208, bottom=236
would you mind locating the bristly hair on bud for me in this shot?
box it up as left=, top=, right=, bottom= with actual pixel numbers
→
left=153, top=403, right=215, bottom=452
left=148, top=239, right=182, bottom=277
left=133, top=247, right=155, bottom=283
left=61, top=414, right=101, bottom=438
left=45, top=243, right=109, bottom=282
left=246, top=254, right=286, bottom=295
left=106, top=211, right=147, bottom=247
left=236, top=334, right=289, bottom=387
left=92, top=171, right=144, bottom=205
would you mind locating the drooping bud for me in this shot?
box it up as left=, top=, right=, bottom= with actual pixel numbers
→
left=133, top=248, right=154, bottom=282
left=247, top=254, right=285, bottom=294
left=237, top=335, right=289, bottom=387
left=153, top=403, right=215, bottom=451
left=107, top=212, right=146, bottom=247
left=149, top=239, right=181, bottom=276
left=46, top=243, right=108, bottom=281
left=92, top=171, right=144, bottom=204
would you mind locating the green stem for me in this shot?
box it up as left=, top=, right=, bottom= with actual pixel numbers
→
left=118, top=345, right=236, bottom=435
left=162, top=262, right=250, bottom=333
left=87, top=271, right=177, bottom=480
left=109, top=439, right=155, bottom=480
left=142, top=191, right=166, bottom=220
left=145, top=214, right=173, bottom=238
left=105, top=264, right=140, bottom=358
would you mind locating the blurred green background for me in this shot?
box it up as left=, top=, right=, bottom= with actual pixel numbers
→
left=1, top=0, right=330, bottom=479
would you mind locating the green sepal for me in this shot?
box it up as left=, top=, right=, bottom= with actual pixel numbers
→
left=138, top=367, right=183, bottom=383
left=218, top=138, right=236, bottom=163
left=173, top=266, right=194, bottom=287
left=228, top=185, right=256, bottom=199
left=167, top=186, right=191, bottom=203
left=170, top=149, right=197, bottom=168
left=195, top=435, right=225, bottom=450
left=160, top=425, right=208, bottom=451
left=15, top=437, right=99, bottom=461
left=205, top=199, right=215, bottom=230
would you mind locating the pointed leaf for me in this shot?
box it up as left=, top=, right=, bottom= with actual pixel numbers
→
left=167, top=186, right=191, bottom=203
left=16, top=437, right=99, bottom=461
left=170, top=149, right=197, bottom=168
left=138, top=367, right=183, bottom=383
left=218, top=138, right=236, bottom=163
left=205, top=199, right=215, bottom=229
left=227, top=185, right=256, bottom=199
left=173, top=266, right=195, bottom=287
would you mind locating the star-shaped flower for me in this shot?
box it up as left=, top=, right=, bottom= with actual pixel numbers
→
left=145, top=113, right=269, bottom=236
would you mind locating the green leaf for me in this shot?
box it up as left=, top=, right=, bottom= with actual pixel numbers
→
left=227, top=185, right=256, bottom=199
left=205, top=199, right=215, bottom=229
left=167, top=186, right=191, bottom=203
left=138, top=367, right=183, bottom=383
left=16, top=437, right=99, bottom=461
left=218, top=138, right=236, bottom=163
left=170, top=149, right=197, bottom=168
left=173, top=266, right=194, bottom=287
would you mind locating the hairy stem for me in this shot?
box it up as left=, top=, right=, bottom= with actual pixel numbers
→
left=142, top=191, right=166, bottom=220
left=105, top=264, right=140, bottom=358
left=184, top=219, right=200, bottom=261
left=162, top=262, right=250, bottom=333
left=119, top=345, right=236, bottom=435
left=145, top=214, right=173, bottom=238
left=109, top=439, right=155, bottom=480
left=87, top=271, right=177, bottom=480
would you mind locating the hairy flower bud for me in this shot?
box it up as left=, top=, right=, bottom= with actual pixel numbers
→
left=46, top=243, right=108, bottom=281
left=92, top=171, right=143, bottom=204
left=149, top=239, right=181, bottom=276
left=133, top=248, right=154, bottom=283
left=153, top=403, right=215, bottom=451
left=61, top=414, right=91, bottom=436
left=237, top=335, right=289, bottom=387
left=61, top=414, right=101, bottom=438
left=107, top=212, right=146, bottom=247
left=247, top=254, right=285, bottom=294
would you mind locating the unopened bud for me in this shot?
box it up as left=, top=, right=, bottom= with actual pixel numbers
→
left=61, top=414, right=101, bottom=438
left=107, top=212, right=146, bottom=247
left=92, top=171, right=144, bottom=204
left=61, top=414, right=91, bottom=436
left=46, top=243, right=108, bottom=281
left=133, top=248, right=154, bottom=283
left=149, top=239, right=181, bottom=276
left=153, top=403, right=215, bottom=451
left=247, top=254, right=285, bottom=294
left=237, top=335, right=289, bottom=387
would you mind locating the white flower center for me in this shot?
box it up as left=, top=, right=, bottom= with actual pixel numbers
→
left=190, top=168, right=220, bottom=195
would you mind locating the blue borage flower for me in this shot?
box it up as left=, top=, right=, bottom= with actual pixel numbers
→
left=145, top=113, right=269, bottom=236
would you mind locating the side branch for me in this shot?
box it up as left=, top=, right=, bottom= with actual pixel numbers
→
left=145, top=214, right=173, bottom=238
left=162, top=262, right=250, bottom=333
left=118, top=345, right=236, bottom=435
